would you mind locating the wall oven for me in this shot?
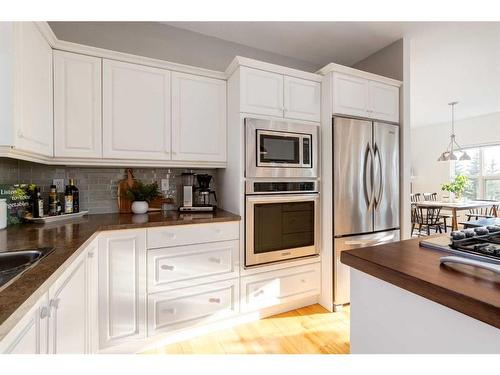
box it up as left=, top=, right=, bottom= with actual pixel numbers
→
left=245, top=118, right=318, bottom=179
left=245, top=180, right=320, bottom=267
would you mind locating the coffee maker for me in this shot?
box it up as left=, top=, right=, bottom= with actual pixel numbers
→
left=179, top=173, right=217, bottom=212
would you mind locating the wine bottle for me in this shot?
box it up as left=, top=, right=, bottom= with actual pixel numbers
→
left=69, top=178, right=79, bottom=213
left=64, top=183, right=73, bottom=214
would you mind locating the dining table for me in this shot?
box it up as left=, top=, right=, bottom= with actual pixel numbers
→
left=414, top=200, right=500, bottom=231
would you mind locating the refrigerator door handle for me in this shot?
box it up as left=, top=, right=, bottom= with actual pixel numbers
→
left=373, top=143, right=384, bottom=209
left=363, top=143, right=375, bottom=211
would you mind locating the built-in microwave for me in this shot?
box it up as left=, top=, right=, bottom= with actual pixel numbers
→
left=245, top=118, right=319, bottom=179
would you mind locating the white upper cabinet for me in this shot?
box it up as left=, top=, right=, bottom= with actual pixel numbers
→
left=240, top=67, right=284, bottom=117
left=98, top=229, right=146, bottom=350
left=171, top=72, right=226, bottom=162
left=368, top=80, right=400, bottom=123
left=102, top=60, right=171, bottom=160
left=284, top=76, right=321, bottom=122
left=54, top=51, right=102, bottom=158
left=332, top=72, right=399, bottom=123
left=332, top=73, right=370, bottom=118
left=13, top=22, right=53, bottom=156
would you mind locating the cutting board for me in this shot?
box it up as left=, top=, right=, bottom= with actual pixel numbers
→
left=117, top=168, right=173, bottom=213
left=117, top=168, right=136, bottom=213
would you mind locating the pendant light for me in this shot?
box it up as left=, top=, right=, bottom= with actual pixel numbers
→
left=437, top=102, right=471, bottom=162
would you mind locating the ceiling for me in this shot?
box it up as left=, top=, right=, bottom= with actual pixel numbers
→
left=164, top=22, right=500, bottom=128
left=410, top=22, right=500, bottom=127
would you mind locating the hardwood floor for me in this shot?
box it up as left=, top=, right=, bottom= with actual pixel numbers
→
left=142, top=304, right=350, bottom=354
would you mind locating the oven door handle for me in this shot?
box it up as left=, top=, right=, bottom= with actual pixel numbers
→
left=245, top=193, right=319, bottom=204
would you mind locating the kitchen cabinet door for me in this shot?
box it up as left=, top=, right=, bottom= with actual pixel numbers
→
left=171, top=72, right=226, bottom=162
left=102, top=60, right=171, bottom=160
left=98, top=229, right=146, bottom=350
left=284, top=76, right=321, bottom=122
left=54, top=50, right=102, bottom=158
left=13, top=22, right=53, bottom=157
left=240, top=67, right=284, bottom=117
left=369, top=81, right=400, bottom=123
left=0, top=293, right=49, bottom=354
left=48, top=249, right=89, bottom=354
left=332, top=73, right=369, bottom=118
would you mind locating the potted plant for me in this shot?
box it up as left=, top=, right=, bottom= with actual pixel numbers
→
left=125, top=181, right=161, bottom=214
left=441, top=174, right=469, bottom=202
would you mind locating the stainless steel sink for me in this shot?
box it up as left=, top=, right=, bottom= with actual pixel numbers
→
left=0, top=247, right=55, bottom=290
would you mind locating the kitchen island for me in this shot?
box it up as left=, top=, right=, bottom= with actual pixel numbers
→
left=341, top=236, right=500, bottom=354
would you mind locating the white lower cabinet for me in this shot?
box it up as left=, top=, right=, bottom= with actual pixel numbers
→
left=241, top=263, right=321, bottom=312
left=98, top=229, right=146, bottom=350
left=0, top=294, right=49, bottom=354
left=147, top=279, right=239, bottom=336
left=47, top=242, right=97, bottom=354
left=0, top=241, right=97, bottom=354
left=148, top=240, right=239, bottom=292
left=1, top=224, right=323, bottom=353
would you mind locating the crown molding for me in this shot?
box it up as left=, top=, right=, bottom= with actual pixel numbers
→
left=316, top=62, right=402, bottom=87
left=226, top=56, right=322, bottom=82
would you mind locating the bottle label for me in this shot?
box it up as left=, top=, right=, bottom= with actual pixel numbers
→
left=65, top=196, right=73, bottom=214
left=38, top=199, right=44, bottom=218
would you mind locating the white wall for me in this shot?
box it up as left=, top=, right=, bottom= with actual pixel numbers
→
left=352, top=39, right=403, bottom=81
left=411, top=111, right=500, bottom=195
left=48, top=22, right=318, bottom=72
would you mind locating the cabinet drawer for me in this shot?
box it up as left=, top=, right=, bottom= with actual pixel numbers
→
left=241, top=263, right=320, bottom=312
left=147, top=279, right=239, bottom=335
left=148, top=240, right=239, bottom=292
left=147, top=222, right=239, bottom=249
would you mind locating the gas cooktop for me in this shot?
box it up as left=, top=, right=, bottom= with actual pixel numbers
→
left=450, top=235, right=500, bottom=263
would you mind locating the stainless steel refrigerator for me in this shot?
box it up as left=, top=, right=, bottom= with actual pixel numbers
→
left=333, top=117, right=400, bottom=309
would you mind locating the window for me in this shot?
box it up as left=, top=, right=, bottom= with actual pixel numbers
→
left=451, top=145, right=500, bottom=200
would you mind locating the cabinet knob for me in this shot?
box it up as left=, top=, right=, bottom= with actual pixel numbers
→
left=88, top=251, right=94, bottom=258
left=17, top=130, right=24, bottom=138
left=208, top=297, right=221, bottom=304
left=214, top=228, right=222, bottom=235
left=160, top=264, right=175, bottom=271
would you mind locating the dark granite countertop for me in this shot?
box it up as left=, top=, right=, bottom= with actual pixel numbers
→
left=341, top=236, right=500, bottom=329
left=0, top=210, right=240, bottom=338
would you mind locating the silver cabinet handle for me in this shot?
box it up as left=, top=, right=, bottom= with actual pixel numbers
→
left=161, top=308, right=176, bottom=314
left=208, top=257, right=221, bottom=264
left=208, top=297, right=221, bottom=304
left=40, top=306, right=49, bottom=319
left=163, top=232, right=176, bottom=240
left=160, top=264, right=175, bottom=271
left=50, top=298, right=60, bottom=310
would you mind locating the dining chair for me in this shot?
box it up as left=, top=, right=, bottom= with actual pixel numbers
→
left=412, top=205, right=444, bottom=236
left=466, top=200, right=499, bottom=220
left=422, top=192, right=451, bottom=233
left=410, top=193, right=421, bottom=203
